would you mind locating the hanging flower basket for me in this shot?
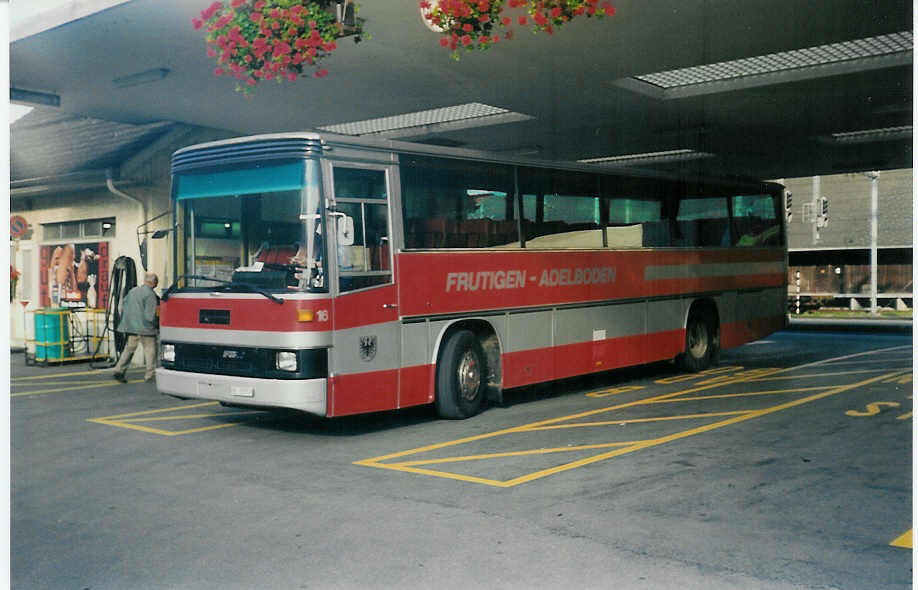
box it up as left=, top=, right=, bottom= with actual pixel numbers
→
left=420, top=0, right=615, bottom=58
left=194, top=0, right=364, bottom=94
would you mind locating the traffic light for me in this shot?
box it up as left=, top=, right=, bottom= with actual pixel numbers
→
left=816, top=196, right=828, bottom=228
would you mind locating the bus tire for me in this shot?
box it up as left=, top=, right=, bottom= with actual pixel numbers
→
left=677, top=312, right=716, bottom=372
left=435, top=329, right=486, bottom=419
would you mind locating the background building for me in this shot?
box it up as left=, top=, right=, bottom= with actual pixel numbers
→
left=9, top=106, right=231, bottom=353
left=783, top=169, right=913, bottom=311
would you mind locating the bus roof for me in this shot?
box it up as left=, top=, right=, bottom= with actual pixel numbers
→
left=174, top=131, right=780, bottom=193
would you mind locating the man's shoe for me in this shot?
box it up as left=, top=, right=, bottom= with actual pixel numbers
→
left=113, top=373, right=127, bottom=383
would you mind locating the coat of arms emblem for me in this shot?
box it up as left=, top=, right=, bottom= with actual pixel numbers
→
left=359, top=335, right=377, bottom=362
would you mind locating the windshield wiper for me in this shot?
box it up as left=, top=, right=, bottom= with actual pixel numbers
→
left=161, top=274, right=230, bottom=301
left=161, top=274, right=284, bottom=304
left=228, top=281, right=284, bottom=304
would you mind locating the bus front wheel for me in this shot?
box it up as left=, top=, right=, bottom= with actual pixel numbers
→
left=435, top=329, right=486, bottom=419
left=677, top=313, right=716, bottom=372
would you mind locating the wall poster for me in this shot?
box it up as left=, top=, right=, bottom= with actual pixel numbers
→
left=40, top=242, right=110, bottom=309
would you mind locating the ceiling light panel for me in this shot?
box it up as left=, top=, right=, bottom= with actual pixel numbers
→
left=579, top=149, right=714, bottom=166
left=318, top=103, right=532, bottom=137
left=618, top=31, right=913, bottom=100
left=637, top=31, right=912, bottom=88
left=822, top=125, right=913, bottom=144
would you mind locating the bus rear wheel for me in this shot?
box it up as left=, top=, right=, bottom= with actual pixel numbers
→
left=435, top=329, right=486, bottom=419
left=677, top=313, right=716, bottom=372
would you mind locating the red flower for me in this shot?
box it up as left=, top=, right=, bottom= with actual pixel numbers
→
left=461, top=34, right=472, bottom=45
left=602, top=3, right=615, bottom=16
left=254, top=0, right=265, bottom=9
left=315, top=69, right=329, bottom=78
left=440, top=37, right=449, bottom=47
left=214, top=67, right=225, bottom=75
left=192, top=17, right=203, bottom=29
left=462, top=23, right=473, bottom=32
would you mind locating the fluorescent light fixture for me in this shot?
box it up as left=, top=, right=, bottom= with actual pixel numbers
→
left=10, top=87, right=60, bottom=107
left=113, top=68, right=170, bottom=88
left=318, top=103, right=533, bottom=138
left=819, top=125, right=913, bottom=144
left=616, top=31, right=913, bottom=99
left=579, top=149, right=714, bottom=166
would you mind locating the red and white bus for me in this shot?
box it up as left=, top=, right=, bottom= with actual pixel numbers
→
left=155, top=133, right=786, bottom=419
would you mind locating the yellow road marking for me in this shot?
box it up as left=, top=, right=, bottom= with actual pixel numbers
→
left=11, top=368, right=117, bottom=381
left=882, top=373, right=913, bottom=384
left=586, top=385, right=645, bottom=398
left=896, top=412, right=912, bottom=421
left=654, top=366, right=743, bottom=384
left=93, top=401, right=219, bottom=420
left=890, top=529, right=912, bottom=549
left=846, top=402, right=901, bottom=417
left=356, top=370, right=773, bottom=467
left=11, top=379, right=147, bottom=397
left=498, top=371, right=902, bottom=487
left=357, top=368, right=905, bottom=487
left=750, top=368, right=904, bottom=381
left=87, top=401, right=258, bottom=436
left=11, top=380, right=113, bottom=387
left=391, top=441, right=647, bottom=467
left=645, top=385, right=831, bottom=404
left=125, top=411, right=264, bottom=422
left=519, top=411, right=750, bottom=431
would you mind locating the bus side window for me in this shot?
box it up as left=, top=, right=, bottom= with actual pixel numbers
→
left=732, top=194, right=781, bottom=246
left=400, top=156, right=517, bottom=249
left=676, top=196, right=729, bottom=247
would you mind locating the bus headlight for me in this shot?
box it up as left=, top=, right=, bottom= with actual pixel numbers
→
left=276, top=351, right=298, bottom=372
left=162, top=343, right=176, bottom=363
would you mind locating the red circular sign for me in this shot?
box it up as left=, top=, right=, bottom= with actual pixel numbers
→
left=10, top=215, right=28, bottom=239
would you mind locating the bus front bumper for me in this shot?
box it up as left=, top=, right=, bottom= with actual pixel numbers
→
left=154, top=368, right=327, bottom=416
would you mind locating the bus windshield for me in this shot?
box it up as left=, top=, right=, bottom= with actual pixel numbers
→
left=175, top=160, right=326, bottom=293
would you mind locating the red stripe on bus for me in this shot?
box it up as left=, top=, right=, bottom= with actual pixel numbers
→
left=503, top=329, right=684, bottom=388
left=398, top=364, right=435, bottom=408
left=396, top=249, right=784, bottom=317
left=330, top=315, right=783, bottom=416
left=329, top=369, right=399, bottom=417
left=160, top=297, right=331, bottom=331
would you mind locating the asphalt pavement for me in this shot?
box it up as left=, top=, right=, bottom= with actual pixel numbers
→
left=10, top=323, right=913, bottom=589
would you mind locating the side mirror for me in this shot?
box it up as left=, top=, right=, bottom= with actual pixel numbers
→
left=337, top=215, right=355, bottom=246
left=139, top=238, right=148, bottom=271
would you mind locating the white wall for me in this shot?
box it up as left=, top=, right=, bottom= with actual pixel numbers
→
left=10, top=186, right=171, bottom=359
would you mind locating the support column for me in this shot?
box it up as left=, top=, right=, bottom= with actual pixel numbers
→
left=867, top=171, right=879, bottom=314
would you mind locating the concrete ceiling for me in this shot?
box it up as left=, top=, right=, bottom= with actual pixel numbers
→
left=9, top=0, right=914, bottom=181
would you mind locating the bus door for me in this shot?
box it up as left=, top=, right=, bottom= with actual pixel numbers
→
left=326, top=164, right=400, bottom=416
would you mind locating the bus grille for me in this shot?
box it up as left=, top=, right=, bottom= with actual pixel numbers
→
left=163, top=342, right=327, bottom=380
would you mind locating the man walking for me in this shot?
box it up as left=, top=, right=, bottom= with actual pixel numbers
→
left=112, top=272, right=159, bottom=383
